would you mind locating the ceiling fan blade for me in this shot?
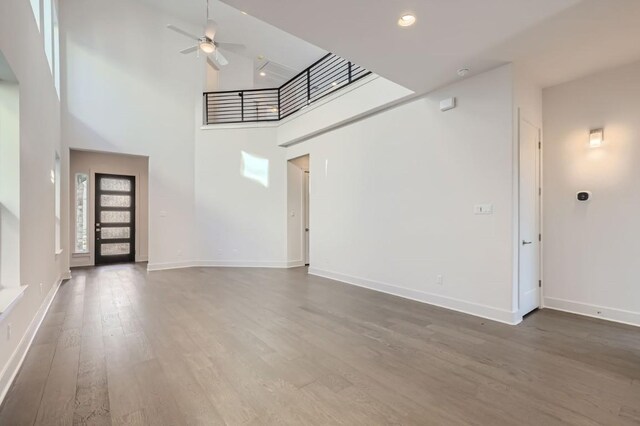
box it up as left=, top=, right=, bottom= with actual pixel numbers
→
left=205, top=19, right=217, bottom=39
left=210, top=49, right=229, bottom=67
left=215, top=42, right=246, bottom=54
left=207, top=56, right=220, bottom=71
left=180, top=45, right=199, bottom=54
left=166, top=24, right=200, bottom=41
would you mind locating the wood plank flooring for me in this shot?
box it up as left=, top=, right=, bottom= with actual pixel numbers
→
left=0, top=263, right=639, bottom=425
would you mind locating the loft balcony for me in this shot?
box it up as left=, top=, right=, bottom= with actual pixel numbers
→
left=203, top=53, right=370, bottom=125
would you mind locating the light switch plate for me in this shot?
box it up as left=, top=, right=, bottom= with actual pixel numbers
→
left=474, top=204, right=493, bottom=215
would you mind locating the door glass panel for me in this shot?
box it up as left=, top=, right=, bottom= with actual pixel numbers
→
left=101, top=243, right=130, bottom=256
left=101, top=227, right=130, bottom=240
left=100, top=211, right=131, bottom=223
left=100, top=178, right=131, bottom=192
left=100, top=194, right=131, bottom=207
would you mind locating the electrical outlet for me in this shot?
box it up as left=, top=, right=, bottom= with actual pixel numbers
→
left=7, top=323, right=11, bottom=341
left=436, top=275, right=444, bottom=285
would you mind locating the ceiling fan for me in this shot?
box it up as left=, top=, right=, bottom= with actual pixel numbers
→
left=166, top=0, right=244, bottom=70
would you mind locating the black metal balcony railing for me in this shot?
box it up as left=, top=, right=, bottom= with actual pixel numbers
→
left=203, top=53, right=370, bottom=125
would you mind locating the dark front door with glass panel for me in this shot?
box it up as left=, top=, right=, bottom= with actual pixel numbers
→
left=95, top=174, right=135, bottom=265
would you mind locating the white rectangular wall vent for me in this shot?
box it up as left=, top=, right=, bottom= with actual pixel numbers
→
left=440, top=97, right=456, bottom=112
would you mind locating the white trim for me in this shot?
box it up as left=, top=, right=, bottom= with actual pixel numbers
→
left=0, top=276, right=63, bottom=406
left=61, top=270, right=72, bottom=280
left=0, top=286, right=28, bottom=320
left=286, top=260, right=305, bottom=268
left=201, top=121, right=280, bottom=130
left=146, top=261, right=196, bottom=272
left=195, top=260, right=291, bottom=268
left=544, top=297, right=640, bottom=328
left=147, top=260, right=296, bottom=272
left=309, top=267, right=521, bottom=325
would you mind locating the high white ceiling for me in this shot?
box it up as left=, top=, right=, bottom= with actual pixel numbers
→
left=219, top=0, right=640, bottom=92
left=136, top=0, right=326, bottom=86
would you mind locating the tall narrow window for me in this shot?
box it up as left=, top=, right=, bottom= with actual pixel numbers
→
left=75, top=173, right=88, bottom=253
left=53, top=0, right=60, bottom=97
left=29, top=0, right=40, bottom=31
left=43, top=0, right=53, bottom=73
left=54, top=153, right=61, bottom=253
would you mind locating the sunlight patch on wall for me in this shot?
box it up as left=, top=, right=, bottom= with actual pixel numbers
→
left=241, top=151, right=269, bottom=187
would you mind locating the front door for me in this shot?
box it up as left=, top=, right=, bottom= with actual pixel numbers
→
left=519, top=119, right=541, bottom=315
left=95, top=173, right=136, bottom=265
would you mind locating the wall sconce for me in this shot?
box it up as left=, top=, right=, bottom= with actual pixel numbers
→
left=589, top=128, right=604, bottom=148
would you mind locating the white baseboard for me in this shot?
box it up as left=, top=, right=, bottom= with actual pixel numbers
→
left=146, top=261, right=196, bottom=272
left=0, top=276, right=63, bottom=406
left=544, top=297, right=640, bottom=327
left=195, top=260, right=291, bottom=268
left=147, top=260, right=293, bottom=272
left=61, top=270, right=72, bottom=280
left=309, top=267, right=521, bottom=325
left=286, top=260, right=305, bottom=268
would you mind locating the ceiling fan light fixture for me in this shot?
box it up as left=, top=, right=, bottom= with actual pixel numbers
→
left=199, top=40, right=215, bottom=53
left=398, top=14, right=416, bottom=27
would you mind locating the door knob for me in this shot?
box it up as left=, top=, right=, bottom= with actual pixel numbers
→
left=522, top=240, right=532, bottom=245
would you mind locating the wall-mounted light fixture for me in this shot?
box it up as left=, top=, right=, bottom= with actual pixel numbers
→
left=589, top=128, right=604, bottom=148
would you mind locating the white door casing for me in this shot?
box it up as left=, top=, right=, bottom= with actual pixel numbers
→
left=519, top=118, right=541, bottom=315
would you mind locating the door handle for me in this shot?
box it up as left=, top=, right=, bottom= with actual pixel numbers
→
left=522, top=240, right=532, bottom=245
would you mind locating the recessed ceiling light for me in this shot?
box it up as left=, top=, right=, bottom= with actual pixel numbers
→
left=240, top=11, right=248, bottom=15
left=259, top=71, right=266, bottom=77
left=398, top=14, right=416, bottom=27
left=457, top=68, right=470, bottom=77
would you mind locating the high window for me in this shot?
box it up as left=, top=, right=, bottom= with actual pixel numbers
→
left=29, top=0, right=40, bottom=31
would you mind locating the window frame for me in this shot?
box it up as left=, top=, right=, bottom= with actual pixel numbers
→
left=74, top=173, right=89, bottom=253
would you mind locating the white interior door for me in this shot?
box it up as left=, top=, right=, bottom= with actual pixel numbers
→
left=519, top=119, right=541, bottom=315
left=304, top=171, right=310, bottom=265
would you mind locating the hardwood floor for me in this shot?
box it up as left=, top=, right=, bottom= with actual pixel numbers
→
left=1, top=264, right=639, bottom=425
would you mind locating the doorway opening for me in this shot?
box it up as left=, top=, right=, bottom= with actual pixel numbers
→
left=518, top=116, right=542, bottom=316
left=69, top=149, right=149, bottom=268
left=287, top=155, right=310, bottom=267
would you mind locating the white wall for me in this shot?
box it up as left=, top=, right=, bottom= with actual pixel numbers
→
left=61, top=0, right=201, bottom=270
left=0, top=82, right=20, bottom=287
left=542, top=60, right=640, bottom=326
left=0, top=0, right=65, bottom=403
left=289, top=65, right=518, bottom=323
left=69, top=150, right=149, bottom=267
left=194, top=126, right=288, bottom=267
left=277, top=75, right=413, bottom=146
left=196, top=65, right=520, bottom=323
